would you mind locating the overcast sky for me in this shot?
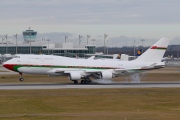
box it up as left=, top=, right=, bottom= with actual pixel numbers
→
left=0, top=0, right=180, bottom=47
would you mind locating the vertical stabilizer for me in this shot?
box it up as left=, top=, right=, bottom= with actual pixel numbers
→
left=134, top=38, right=171, bottom=62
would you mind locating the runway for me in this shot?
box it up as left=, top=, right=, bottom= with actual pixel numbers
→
left=1, top=82, right=180, bottom=90
left=1, top=65, right=180, bottom=90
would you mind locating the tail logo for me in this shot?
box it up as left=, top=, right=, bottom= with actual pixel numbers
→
left=150, top=46, right=167, bottom=50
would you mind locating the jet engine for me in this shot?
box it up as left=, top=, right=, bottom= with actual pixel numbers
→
left=100, top=71, right=114, bottom=79
left=68, top=72, right=81, bottom=80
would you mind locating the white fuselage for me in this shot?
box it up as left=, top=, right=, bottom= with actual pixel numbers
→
left=3, top=55, right=165, bottom=76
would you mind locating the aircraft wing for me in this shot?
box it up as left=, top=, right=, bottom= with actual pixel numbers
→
left=47, top=63, right=159, bottom=76
left=47, top=68, right=104, bottom=74
left=113, top=68, right=140, bottom=75
left=47, top=63, right=160, bottom=77
left=48, top=67, right=141, bottom=74
left=48, top=68, right=135, bottom=77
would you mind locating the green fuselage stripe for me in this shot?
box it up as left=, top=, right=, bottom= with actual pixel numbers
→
left=155, top=48, right=167, bottom=50
left=12, top=64, right=116, bottom=72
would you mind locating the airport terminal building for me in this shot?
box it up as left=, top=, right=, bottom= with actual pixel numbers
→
left=0, top=29, right=96, bottom=59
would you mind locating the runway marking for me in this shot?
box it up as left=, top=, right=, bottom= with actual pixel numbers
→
left=1, top=82, right=180, bottom=90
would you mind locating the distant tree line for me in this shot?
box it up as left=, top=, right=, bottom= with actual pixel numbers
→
left=96, top=45, right=180, bottom=58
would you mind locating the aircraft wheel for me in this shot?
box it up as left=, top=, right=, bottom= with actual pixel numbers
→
left=81, top=80, right=85, bottom=84
left=74, top=80, right=78, bottom=84
left=85, top=81, right=88, bottom=84
left=19, top=78, right=24, bottom=81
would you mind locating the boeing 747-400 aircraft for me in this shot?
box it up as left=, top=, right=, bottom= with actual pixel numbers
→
left=3, top=38, right=170, bottom=84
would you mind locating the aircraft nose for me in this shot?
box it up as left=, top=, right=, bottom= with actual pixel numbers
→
left=3, top=62, right=14, bottom=71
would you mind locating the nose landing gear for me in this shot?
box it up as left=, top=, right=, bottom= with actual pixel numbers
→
left=19, top=72, right=24, bottom=81
left=19, top=78, right=24, bottom=81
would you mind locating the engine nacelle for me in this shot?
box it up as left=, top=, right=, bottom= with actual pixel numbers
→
left=101, top=71, right=114, bottom=79
left=68, top=72, right=81, bottom=80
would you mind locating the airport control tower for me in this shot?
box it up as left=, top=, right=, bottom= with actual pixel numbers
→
left=22, top=28, right=37, bottom=42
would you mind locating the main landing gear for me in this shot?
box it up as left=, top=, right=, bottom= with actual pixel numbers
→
left=81, top=77, right=92, bottom=84
left=19, top=72, right=24, bottom=81
left=73, top=77, right=92, bottom=84
left=73, top=80, right=78, bottom=84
